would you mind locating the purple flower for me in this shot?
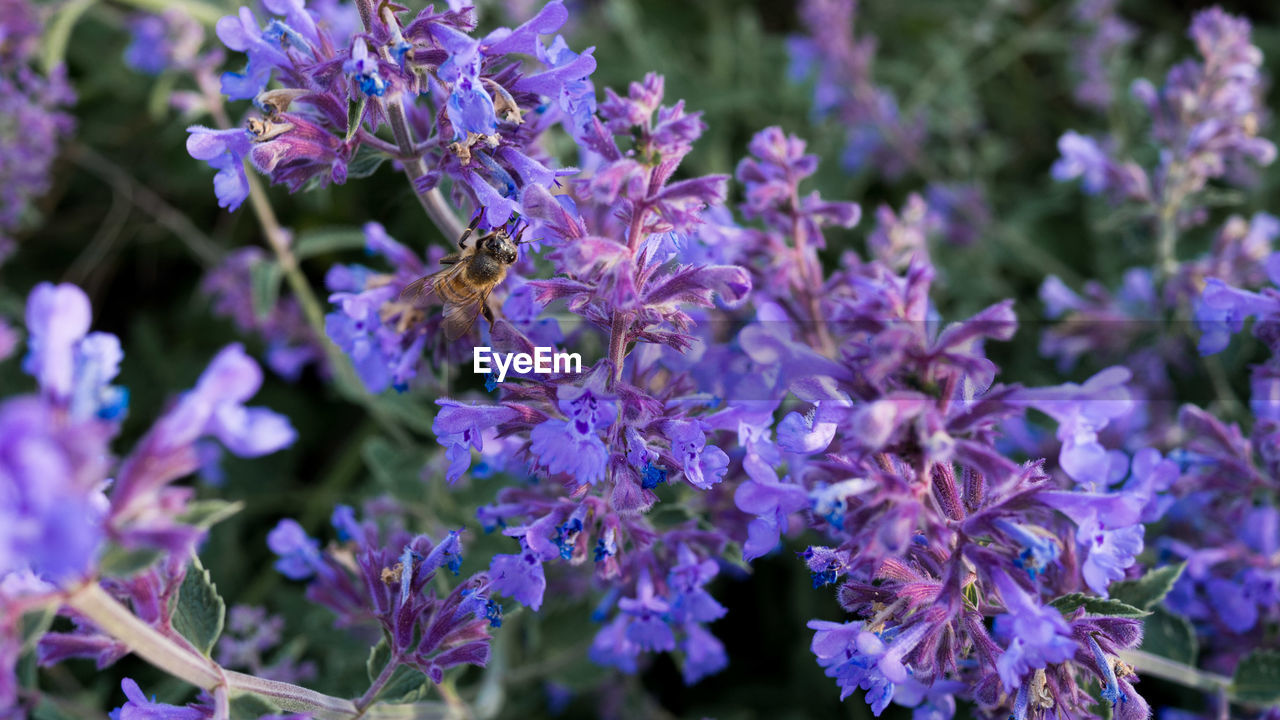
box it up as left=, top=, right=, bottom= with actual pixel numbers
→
left=990, top=569, right=1076, bottom=692
left=528, top=383, right=615, bottom=485
left=589, top=614, right=639, bottom=673
left=267, top=519, right=325, bottom=580
left=680, top=622, right=727, bottom=684
left=0, top=397, right=110, bottom=583
left=0, top=9, right=75, bottom=249
left=1051, top=131, right=1111, bottom=194
left=807, top=620, right=929, bottom=715
left=489, top=545, right=546, bottom=611
left=186, top=126, right=253, bottom=211
left=23, top=282, right=91, bottom=399
left=20, top=282, right=128, bottom=421
left=110, top=678, right=210, bottom=720
left=151, top=344, right=296, bottom=457
left=618, top=571, right=674, bottom=652
left=433, top=400, right=519, bottom=484
left=667, top=545, right=726, bottom=624
left=664, top=419, right=729, bottom=490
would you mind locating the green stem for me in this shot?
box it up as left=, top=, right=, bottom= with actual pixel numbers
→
left=225, top=671, right=357, bottom=718
left=65, top=583, right=222, bottom=690
left=1118, top=649, right=1230, bottom=696
left=111, top=0, right=223, bottom=26
left=356, top=652, right=402, bottom=711
left=65, top=582, right=461, bottom=719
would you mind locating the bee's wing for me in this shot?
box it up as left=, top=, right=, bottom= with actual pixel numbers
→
left=434, top=266, right=489, bottom=341
left=400, top=262, right=464, bottom=306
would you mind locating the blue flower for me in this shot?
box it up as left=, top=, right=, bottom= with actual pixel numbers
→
left=990, top=568, right=1076, bottom=692
left=186, top=126, right=253, bottom=211
left=432, top=399, right=519, bottom=484
left=529, top=382, right=615, bottom=485
left=994, top=520, right=1060, bottom=579
left=267, top=519, right=324, bottom=580
left=344, top=39, right=385, bottom=97
left=489, top=545, right=547, bottom=611
left=110, top=678, right=208, bottom=720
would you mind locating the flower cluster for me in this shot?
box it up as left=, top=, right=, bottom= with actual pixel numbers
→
left=0, top=282, right=295, bottom=716
left=1069, top=0, right=1135, bottom=111
left=1053, top=7, right=1275, bottom=217
left=187, top=0, right=594, bottom=220
left=267, top=507, right=494, bottom=684
left=0, top=0, right=75, bottom=264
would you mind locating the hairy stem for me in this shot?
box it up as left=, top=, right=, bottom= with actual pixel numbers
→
left=1119, top=649, right=1230, bottom=696
left=225, top=671, right=357, bottom=718
left=606, top=202, right=649, bottom=385
left=112, top=0, right=224, bottom=26
left=64, top=582, right=469, bottom=720
left=65, top=583, right=222, bottom=690
left=356, top=652, right=402, bottom=710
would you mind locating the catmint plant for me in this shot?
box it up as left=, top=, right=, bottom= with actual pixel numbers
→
left=6, top=0, right=1280, bottom=718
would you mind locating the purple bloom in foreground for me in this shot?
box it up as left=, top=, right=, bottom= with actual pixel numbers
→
left=151, top=344, right=296, bottom=457
left=186, top=126, right=254, bottom=211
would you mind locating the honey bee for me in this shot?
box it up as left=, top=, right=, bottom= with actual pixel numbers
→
left=400, top=217, right=527, bottom=340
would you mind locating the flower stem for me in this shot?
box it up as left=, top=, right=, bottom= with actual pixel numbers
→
left=66, top=582, right=394, bottom=719
left=225, top=671, right=358, bottom=718
left=1118, top=649, right=1230, bottom=696
left=65, top=583, right=222, bottom=690
left=356, top=652, right=402, bottom=710
left=113, top=0, right=223, bottom=26
left=358, top=0, right=466, bottom=243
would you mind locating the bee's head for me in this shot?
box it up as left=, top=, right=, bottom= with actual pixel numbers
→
left=483, top=231, right=519, bottom=265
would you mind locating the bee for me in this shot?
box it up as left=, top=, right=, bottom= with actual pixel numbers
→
left=400, top=216, right=528, bottom=340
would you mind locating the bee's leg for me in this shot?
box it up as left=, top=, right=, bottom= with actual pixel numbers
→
left=482, top=301, right=496, bottom=327
left=440, top=252, right=462, bottom=265
left=459, top=214, right=483, bottom=250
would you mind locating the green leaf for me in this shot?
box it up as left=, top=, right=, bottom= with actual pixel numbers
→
left=1110, top=563, right=1185, bottom=611
left=294, top=227, right=368, bottom=260
left=1233, top=650, right=1280, bottom=704
left=1140, top=607, right=1197, bottom=665
left=346, top=96, right=367, bottom=142
left=228, top=694, right=280, bottom=720
left=98, top=544, right=164, bottom=577
left=347, top=145, right=389, bottom=179
left=250, top=258, right=283, bottom=322
left=171, top=557, right=226, bottom=656
left=367, top=637, right=392, bottom=682
left=41, top=0, right=96, bottom=74
left=177, top=499, right=244, bottom=530
left=1048, top=593, right=1150, bottom=618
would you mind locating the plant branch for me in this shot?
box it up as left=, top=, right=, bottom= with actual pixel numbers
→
left=357, top=0, right=466, bottom=243
left=1119, top=649, right=1230, bottom=696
